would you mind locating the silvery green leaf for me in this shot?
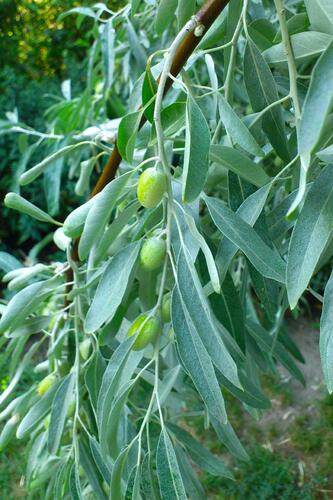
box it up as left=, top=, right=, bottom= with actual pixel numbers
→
left=19, top=142, right=90, bottom=185
left=210, top=146, right=269, bottom=187
left=78, top=171, right=133, bottom=260
left=305, top=0, right=333, bottom=35
left=320, top=269, right=333, bottom=393
left=172, top=287, right=227, bottom=423
left=167, top=423, right=233, bottom=478
left=263, top=32, right=332, bottom=65
left=63, top=195, right=99, bottom=239
left=0, top=278, right=60, bottom=335
left=183, top=211, right=220, bottom=293
left=182, top=95, right=211, bottom=203
left=217, top=95, right=263, bottom=157
left=244, top=39, right=290, bottom=161
left=287, top=164, right=333, bottom=308
left=205, top=196, right=285, bottom=283
left=156, top=429, right=187, bottom=500
left=4, top=193, right=59, bottom=225
left=17, top=381, right=60, bottom=439
left=94, top=201, right=139, bottom=263
left=48, top=373, right=75, bottom=455
left=85, top=241, right=140, bottom=333
left=177, top=249, right=240, bottom=388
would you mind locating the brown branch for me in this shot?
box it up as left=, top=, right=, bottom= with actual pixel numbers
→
left=91, top=0, right=230, bottom=197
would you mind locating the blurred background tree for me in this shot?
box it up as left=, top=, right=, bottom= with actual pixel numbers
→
left=0, top=0, right=125, bottom=255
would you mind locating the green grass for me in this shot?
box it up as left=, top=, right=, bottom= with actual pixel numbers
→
left=203, top=446, right=318, bottom=500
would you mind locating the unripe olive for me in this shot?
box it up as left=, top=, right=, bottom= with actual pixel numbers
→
left=79, top=338, right=92, bottom=361
left=127, top=314, right=160, bottom=351
left=273, top=156, right=284, bottom=169
left=140, top=237, right=166, bottom=271
left=37, top=373, right=57, bottom=397
left=137, top=167, right=166, bottom=208
left=162, top=293, right=171, bottom=323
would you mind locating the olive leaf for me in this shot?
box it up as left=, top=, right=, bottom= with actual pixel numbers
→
left=182, top=95, right=211, bottom=203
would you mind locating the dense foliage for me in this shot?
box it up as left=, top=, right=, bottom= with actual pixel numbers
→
left=1, top=0, right=333, bottom=497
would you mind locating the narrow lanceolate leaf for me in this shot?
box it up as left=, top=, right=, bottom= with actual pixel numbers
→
left=117, top=111, right=143, bottom=163
left=217, top=94, right=263, bottom=157
left=298, top=41, right=333, bottom=161
left=96, top=337, right=142, bottom=458
left=177, top=0, right=196, bottom=29
left=172, top=288, right=227, bottom=423
left=63, top=195, right=99, bottom=239
left=320, top=270, right=333, bottom=393
left=85, top=241, right=140, bottom=333
left=210, top=418, right=249, bottom=462
left=183, top=211, right=220, bottom=293
left=210, top=146, right=270, bottom=187
left=142, top=66, right=157, bottom=122
left=19, top=142, right=89, bottom=186
left=263, top=32, right=333, bottom=65
left=155, top=0, right=178, bottom=35
left=287, top=164, right=333, bottom=309
left=244, top=40, right=290, bottom=161
left=78, top=171, right=133, bottom=260
left=0, top=278, right=59, bottom=335
left=48, top=373, right=75, bottom=455
left=156, top=429, right=187, bottom=500
left=17, top=382, right=60, bottom=439
left=205, top=196, right=286, bottom=283
left=210, top=272, right=245, bottom=352
left=69, top=464, right=83, bottom=500
left=101, top=19, right=115, bottom=89
left=182, top=95, right=211, bottom=203
left=110, top=439, right=137, bottom=500
left=167, top=423, right=233, bottom=478
left=246, top=320, right=305, bottom=385
left=216, top=184, right=271, bottom=281
left=78, top=435, right=107, bottom=500
left=177, top=249, right=240, bottom=388
left=4, top=193, right=59, bottom=225
left=85, top=350, right=106, bottom=411
left=94, top=201, right=139, bottom=263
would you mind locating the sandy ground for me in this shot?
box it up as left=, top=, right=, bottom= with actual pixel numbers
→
left=260, top=318, right=325, bottom=430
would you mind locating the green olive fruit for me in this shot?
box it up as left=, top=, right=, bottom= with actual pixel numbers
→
left=273, top=156, right=284, bottom=168
left=140, top=237, right=166, bottom=271
left=162, top=293, right=171, bottom=323
left=79, top=338, right=92, bottom=361
left=137, top=167, right=166, bottom=208
left=127, top=314, right=160, bottom=351
left=37, top=373, right=57, bottom=397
